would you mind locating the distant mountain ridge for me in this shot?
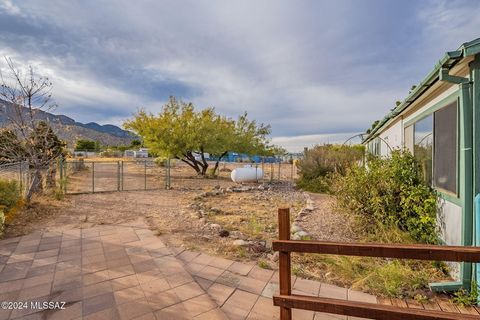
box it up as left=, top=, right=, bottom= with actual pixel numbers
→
left=0, top=99, right=136, bottom=147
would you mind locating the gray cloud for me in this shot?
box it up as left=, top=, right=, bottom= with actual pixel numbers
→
left=0, top=0, right=479, bottom=150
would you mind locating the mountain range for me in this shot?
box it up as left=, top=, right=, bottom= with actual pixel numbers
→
left=0, top=99, right=136, bottom=148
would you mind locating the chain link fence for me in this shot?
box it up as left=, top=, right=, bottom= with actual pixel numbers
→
left=61, top=159, right=166, bottom=194
left=0, top=161, right=30, bottom=197
left=60, top=158, right=299, bottom=194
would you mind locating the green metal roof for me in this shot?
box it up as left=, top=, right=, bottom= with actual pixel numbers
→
left=363, top=38, right=480, bottom=144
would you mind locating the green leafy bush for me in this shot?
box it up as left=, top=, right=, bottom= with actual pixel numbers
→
left=0, top=179, right=21, bottom=236
left=332, top=150, right=439, bottom=244
left=296, top=144, right=364, bottom=193
left=155, top=157, right=168, bottom=167
left=0, top=179, right=20, bottom=212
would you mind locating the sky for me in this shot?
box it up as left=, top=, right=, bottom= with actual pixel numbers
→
left=0, top=0, right=479, bottom=152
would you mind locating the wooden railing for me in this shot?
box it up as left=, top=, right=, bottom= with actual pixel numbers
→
left=272, top=208, right=480, bottom=320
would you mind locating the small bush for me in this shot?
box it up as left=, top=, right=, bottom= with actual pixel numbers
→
left=296, top=144, right=364, bottom=193
left=332, top=150, right=439, bottom=244
left=0, top=179, right=20, bottom=212
left=155, top=157, right=168, bottom=167
left=0, top=179, right=21, bottom=236
left=453, top=282, right=478, bottom=306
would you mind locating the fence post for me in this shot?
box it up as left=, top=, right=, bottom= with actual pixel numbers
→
left=165, top=158, right=171, bottom=189
left=121, top=161, right=124, bottom=191
left=117, top=161, right=120, bottom=191
left=278, top=160, right=281, bottom=181
left=278, top=207, right=292, bottom=320
left=261, top=157, right=265, bottom=184
left=92, top=162, right=95, bottom=193
left=270, top=162, right=274, bottom=183
left=63, top=161, right=67, bottom=194
left=144, top=160, right=147, bottom=190
left=290, top=160, right=294, bottom=182
left=19, top=162, right=23, bottom=195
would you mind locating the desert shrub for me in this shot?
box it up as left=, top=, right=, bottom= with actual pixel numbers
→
left=332, top=150, right=438, bottom=244
left=0, top=179, right=21, bottom=235
left=155, top=157, right=168, bottom=167
left=296, top=144, right=364, bottom=193
left=0, top=179, right=20, bottom=212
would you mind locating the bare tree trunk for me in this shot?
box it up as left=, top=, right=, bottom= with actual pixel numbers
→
left=199, top=148, right=209, bottom=176
left=46, top=163, right=56, bottom=189
left=212, top=151, right=228, bottom=176
left=26, top=169, right=43, bottom=201
left=178, top=153, right=201, bottom=175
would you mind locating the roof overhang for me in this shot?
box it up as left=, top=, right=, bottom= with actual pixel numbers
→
left=363, top=38, right=480, bottom=144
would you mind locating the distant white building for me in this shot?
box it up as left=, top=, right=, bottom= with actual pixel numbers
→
left=192, top=152, right=210, bottom=161
left=73, top=151, right=97, bottom=158
left=136, top=148, right=149, bottom=158
left=124, top=148, right=149, bottom=158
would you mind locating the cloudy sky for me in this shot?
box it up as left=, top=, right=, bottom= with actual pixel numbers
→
left=1, top=0, right=479, bottom=151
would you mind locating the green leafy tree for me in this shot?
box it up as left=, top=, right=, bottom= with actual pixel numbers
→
left=0, top=129, right=26, bottom=163
left=75, top=139, right=100, bottom=151
left=130, top=139, right=142, bottom=148
left=124, top=96, right=274, bottom=176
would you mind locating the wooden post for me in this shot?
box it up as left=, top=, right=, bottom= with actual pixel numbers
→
left=278, top=207, right=292, bottom=320
left=144, top=160, right=147, bottom=190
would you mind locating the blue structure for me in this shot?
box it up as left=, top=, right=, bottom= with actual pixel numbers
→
left=209, top=152, right=280, bottom=163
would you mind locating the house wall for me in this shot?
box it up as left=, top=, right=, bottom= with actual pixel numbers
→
left=378, top=118, right=403, bottom=156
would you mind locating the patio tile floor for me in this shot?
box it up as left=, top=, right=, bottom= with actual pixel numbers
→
left=0, top=221, right=378, bottom=319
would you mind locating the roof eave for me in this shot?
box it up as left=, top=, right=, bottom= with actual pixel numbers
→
left=362, top=38, right=480, bottom=144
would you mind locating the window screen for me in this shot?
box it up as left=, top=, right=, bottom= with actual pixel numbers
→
left=414, top=115, right=433, bottom=185
left=433, top=102, right=457, bottom=193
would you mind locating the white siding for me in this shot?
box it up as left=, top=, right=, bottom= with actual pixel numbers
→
left=438, top=199, right=462, bottom=246
left=378, top=119, right=403, bottom=157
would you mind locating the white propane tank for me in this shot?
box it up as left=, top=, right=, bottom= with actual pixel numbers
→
left=230, top=165, right=263, bottom=183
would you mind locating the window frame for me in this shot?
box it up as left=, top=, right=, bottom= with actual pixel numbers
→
left=403, top=93, right=460, bottom=199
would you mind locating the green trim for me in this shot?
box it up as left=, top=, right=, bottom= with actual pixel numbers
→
left=459, top=81, right=474, bottom=289
left=470, top=55, right=480, bottom=295
left=438, top=190, right=462, bottom=206
left=403, top=91, right=459, bottom=127
left=429, top=281, right=463, bottom=292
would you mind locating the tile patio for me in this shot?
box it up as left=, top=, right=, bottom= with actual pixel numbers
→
left=0, top=221, right=377, bottom=320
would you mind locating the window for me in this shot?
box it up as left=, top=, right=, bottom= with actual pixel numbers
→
left=414, top=115, right=433, bottom=185
left=433, top=102, right=457, bottom=193
left=410, top=101, right=458, bottom=194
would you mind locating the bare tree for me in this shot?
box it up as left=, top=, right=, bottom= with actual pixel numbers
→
left=0, top=57, right=63, bottom=200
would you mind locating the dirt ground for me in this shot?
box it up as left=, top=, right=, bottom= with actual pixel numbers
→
left=299, top=193, right=358, bottom=242
left=3, top=179, right=360, bottom=276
